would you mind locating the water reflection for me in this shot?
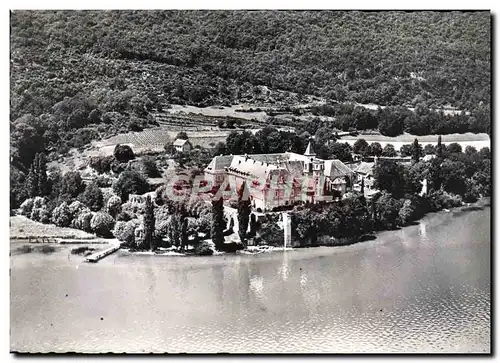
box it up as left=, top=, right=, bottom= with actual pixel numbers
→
left=419, top=221, right=427, bottom=239
left=10, top=206, right=490, bottom=353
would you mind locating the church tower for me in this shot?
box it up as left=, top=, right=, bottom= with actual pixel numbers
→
left=303, top=140, right=316, bottom=174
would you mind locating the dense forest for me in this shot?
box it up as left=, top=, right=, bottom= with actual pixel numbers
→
left=11, top=10, right=490, bottom=117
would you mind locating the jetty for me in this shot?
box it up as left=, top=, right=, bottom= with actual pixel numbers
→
left=85, top=244, right=120, bottom=263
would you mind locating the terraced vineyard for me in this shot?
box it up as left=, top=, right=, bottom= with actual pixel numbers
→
left=153, top=111, right=266, bottom=129
left=94, top=127, right=232, bottom=152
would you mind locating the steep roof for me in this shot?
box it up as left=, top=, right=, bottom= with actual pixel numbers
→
left=354, top=162, right=375, bottom=176
left=304, top=141, right=315, bottom=156
left=324, top=159, right=355, bottom=179
left=173, top=138, right=191, bottom=146
left=227, top=155, right=278, bottom=181
left=205, top=155, right=234, bottom=172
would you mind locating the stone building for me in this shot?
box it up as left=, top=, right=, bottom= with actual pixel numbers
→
left=204, top=141, right=355, bottom=212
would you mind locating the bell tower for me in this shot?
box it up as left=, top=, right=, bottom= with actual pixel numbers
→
left=303, top=140, right=316, bottom=174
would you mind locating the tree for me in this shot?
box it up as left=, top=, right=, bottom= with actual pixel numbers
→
left=89, top=155, right=114, bottom=174
left=373, top=159, right=406, bottom=198
left=52, top=202, right=72, bottom=227
left=382, top=144, right=397, bottom=157
left=211, top=196, right=225, bottom=250
left=144, top=196, right=156, bottom=251
left=90, top=212, right=115, bottom=237
left=327, top=142, right=352, bottom=162
left=360, top=177, right=365, bottom=195
left=25, top=156, right=39, bottom=198
left=400, top=144, right=412, bottom=157
left=342, top=194, right=372, bottom=237
left=464, top=145, right=477, bottom=156
left=291, top=207, right=321, bottom=246
left=369, top=142, right=383, bottom=157
left=446, top=143, right=462, bottom=154
left=437, top=135, right=443, bottom=158
left=176, top=131, right=188, bottom=140
left=113, top=170, right=150, bottom=201
left=353, top=139, right=369, bottom=155
left=113, top=144, right=135, bottom=163
left=37, top=153, right=49, bottom=196
left=60, top=171, right=85, bottom=199
left=168, top=203, right=188, bottom=249
left=411, top=138, right=421, bottom=162
left=398, top=199, right=416, bottom=226
left=106, top=195, right=122, bottom=217
left=440, top=160, right=467, bottom=196
left=424, top=144, right=436, bottom=155
left=80, top=182, right=104, bottom=211
left=378, top=108, right=405, bottom=136
left=258, top=222, right=284, bottom=247
left=141, top=156, right=161, bottom=177
left=479, top=147, right=490, bottom=159
left=73, top=211, right=94, bottom=232
left=375, top=192, right=401, bottom=229
left=10, top=167, right=28, bottom=211
left=237, top=181, right=251, bottom=246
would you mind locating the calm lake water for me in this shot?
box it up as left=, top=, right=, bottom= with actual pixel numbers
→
left=10, top=201, right=490, bottom=353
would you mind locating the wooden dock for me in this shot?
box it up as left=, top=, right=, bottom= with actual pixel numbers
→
left=85, top=244, right=120, bottom=263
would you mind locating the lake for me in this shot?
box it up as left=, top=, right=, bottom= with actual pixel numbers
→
left=10, top=200, right=490, bottom=353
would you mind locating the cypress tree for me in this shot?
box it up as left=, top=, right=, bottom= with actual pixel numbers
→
left=144, top=196, right=155, bottom=251
left=181, top=217, right=188, bottom=251
left=436, top=135, right=443, bottom=158
left=211, top=195, right=225, bottom=250
left=26, top=154, right=39, bottom=198
left=360, top=177, right=365, bottom=195
left=37, top=153, right=48, bottom=196
left=237, top=181, right=251, bottom=246
left=412, top=138, right=421, bottom=162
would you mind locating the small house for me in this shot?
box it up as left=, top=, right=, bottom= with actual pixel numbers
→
left=354, top=162, right=375, bottom=188
left=173, top=139, right=193, bottom=153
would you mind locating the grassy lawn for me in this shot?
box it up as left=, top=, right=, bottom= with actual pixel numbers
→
left=10, top=216, right=95, bottom=240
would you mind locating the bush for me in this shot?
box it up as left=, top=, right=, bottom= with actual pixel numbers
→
left=194, top=240, right=214, bottom=256
left=31, top=206, right=51, bottom=223
left=113, top=219, right=139, bottom=246
left=89, top=155, right=114, bottom=174
left=375, top=192, right=401, bottom=229
left=90, top=212, right=115, bottom=237
left=80, top=182, right=104, bottom=211
left=69, top=200, right=90, bottom=218
left=32, top=196, right=45, bottom=209
left=52, top=202, right=72, bottom=227
left=73, top=211, right=94, bottom=232
left=117, top=210, right=135, bottom=222
left=258, top=221, right=284, bottom=247
left=114, top=144, right=135, bottom=163
left=398, top=199, right=416, bottom=226
left=19, top=198, right=34, bottom=217
left=106, top=195, right=122, bottom=217
left=427, top=190, right=463, bottom=211
left=95, top=176, right=113, bottom=187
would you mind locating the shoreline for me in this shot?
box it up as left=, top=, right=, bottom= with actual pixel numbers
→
left=119, top=197, right=490, bottom=258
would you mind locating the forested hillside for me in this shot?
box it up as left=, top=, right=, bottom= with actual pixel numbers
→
left=10, top=11, right=490, bottom=172
left=11, top=10, right=490, bottom=117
